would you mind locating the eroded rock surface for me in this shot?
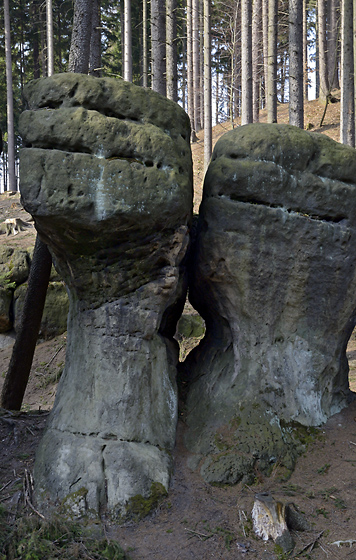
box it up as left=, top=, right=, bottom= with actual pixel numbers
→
left=19, top=73, right=192, bottom=517
left=183, top=124, right=356, bottom=484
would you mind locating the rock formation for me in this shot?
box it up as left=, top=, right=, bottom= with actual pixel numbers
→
left=19, top=73, right=192, bottom=517
left=0, top=246, right=68, bottom=341
left=183, top=124, right=356, bottom=484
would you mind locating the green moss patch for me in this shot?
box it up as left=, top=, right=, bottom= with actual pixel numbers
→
left=125, top=482, right=168, bottom=521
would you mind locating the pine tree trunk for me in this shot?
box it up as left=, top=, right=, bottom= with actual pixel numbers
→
left=289, top=0, right=304, bottom=127
left=215, top=60, right=219, bottom=124
left=187, top=0, right=196, bottom=139
left=315, top=6, right=320, bottom=98
left=192, top=0, right=200, bottom=131
left=328, top=0, right=340, bottom=90
left=200, top=1, right=204, bottom=129
left=40, top=5, right=46, bottom=76
left=142, top=0, right=148, bottom=87
left=166, top=0, right=178, bottom=101
left=241, top=0, right=253, bottom=124
left=3, top=0, right=17, bottom=192
left=68, top=0, right=93, bottom=73
left=252, top=0, right=262, bottom=122
left=203, top=0, right=211, bottom=171
left=303, top=0, right=308, bottom=99
left=151, top=0, right=166, bottom=95
left=229, top=3, right=238, bottom=125
left=123, top=0, right=132, bottom=81
left=181, top=12, right=187, bottom=109
left=89, top=0, right=101, bottom=76
left=46, top=0, right=54, bottom=75
left=340, top=0, right=354, bottom=145
left=318, top=0, right=329, bottom=100
left=267, top=0, right=277, bottom=122
left=32, top=0, right=41, bottom=79
left=262, top=0, right=268, bottom=104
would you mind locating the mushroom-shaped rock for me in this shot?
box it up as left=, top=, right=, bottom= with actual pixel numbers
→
left=183, top=124, right=356, bottom=484
left=19, top=73, right=193, bottom=517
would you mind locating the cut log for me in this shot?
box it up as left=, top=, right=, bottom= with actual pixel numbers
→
left=252, top=492, right=295, bottom=552
left=0, top=218, right=34, bottom=236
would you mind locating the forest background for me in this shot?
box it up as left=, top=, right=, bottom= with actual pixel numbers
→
left=0, top=0, right=355, bottom=194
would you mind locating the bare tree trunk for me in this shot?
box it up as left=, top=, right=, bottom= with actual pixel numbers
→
left=68, top=0, right=93, bottom=73
left=303, top=0, right=308, bottom=99
left=40, top=4, right=46, bottom=76
left=328, top=0, right=340, bottom=90
left=289, top=0, right=304, bottom=127
left=203, top=0, right=211, bottom=171
left=32, top=0, right=41, bottom=79
left=151, top=0, right=166, bottom=95
left=3, top=0, right=17, bottom=192
left=124, top=0, right=132, bottom=81
left=46, top=0, right=54, bottom=75
left=199, top=1, right=204, bottom=129
left=142, top=0, right=148, bottom=87
left=192, top=0, right=201, bottom=131
left=1, top=238, right=53, bottom=410
left=262, top=0, right=268, bottom=103
left=315, top=5, right=320, bottom=98
left=166, top=0, right=178, bottom=101
left=187, top=0, right=196, bottom=139
left=318, top=0, right=329, bottom=100
left=252, top=0, right=262, bottom=122
left=229, top=3, right=239, bottom=126
left=267, top=0, right=277, bottom=122
left=215, top=53, right=220, bottom=124
left=181, top=12, right=187, bottom=109
left=241, top=0, right=253, bottom=124
left=89, top=0, right=101, bottom=76
left=340, top=0, right=354, bottom=145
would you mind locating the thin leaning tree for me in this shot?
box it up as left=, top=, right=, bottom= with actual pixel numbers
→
left=1, top=0, right=96, bottom=411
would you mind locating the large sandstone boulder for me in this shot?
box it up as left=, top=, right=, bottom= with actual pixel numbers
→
left=183, top=124, right=356, bottom=484
left=19, top=74, right=193, bottom=517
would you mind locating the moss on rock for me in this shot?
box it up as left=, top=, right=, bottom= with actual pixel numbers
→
left=125, top=482, right=168, bottom=521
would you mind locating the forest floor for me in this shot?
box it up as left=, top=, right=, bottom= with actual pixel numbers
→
left=1, top=96, right=356, bottom=559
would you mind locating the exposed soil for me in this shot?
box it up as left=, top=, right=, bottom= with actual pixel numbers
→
left=2, top=100, right=356, bottom=559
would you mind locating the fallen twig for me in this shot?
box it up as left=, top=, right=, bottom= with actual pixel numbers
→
left=239, top=509, right=248, bottom=538
left=331, top=539, right=356, bottom=548
left=23, top=469, right=45, bottom=520
left=185, top=528, right=212, bottom=540
left=293, top=530, right=324, bottom=557
left=45, top=344, right=64, bottom=369
left=0, top=480, right=13, bottom=493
